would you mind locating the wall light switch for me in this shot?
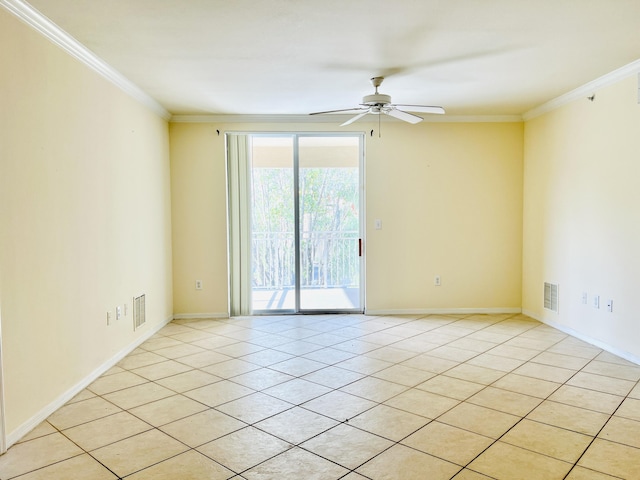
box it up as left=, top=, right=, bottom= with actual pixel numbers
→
left=374, top=219, right=382, bottom=230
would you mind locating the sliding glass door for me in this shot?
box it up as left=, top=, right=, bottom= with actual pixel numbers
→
left=250, top=136, right=296, bottom=311
left=230, top=133, right=363, bottom=314
left=297, top=136, right=362, bottom=311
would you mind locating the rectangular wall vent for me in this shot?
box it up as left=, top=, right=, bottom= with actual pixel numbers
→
left=133, top=294, right=146, bottom=330
left=544, top=282, right=559, bottom=312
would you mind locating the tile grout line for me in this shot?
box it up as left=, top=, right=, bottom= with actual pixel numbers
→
left=169, top=314, right=640, bottom=478
left=117, top=315, right=639, bottom=479
left=162, top=313, right=583, bottom=477
left=561, top=373, right=640, bottom=480
left=239, top=314, right=522, bottom=477
left=282, top=314, right=583, bottom=477
left=6, top=313, right=640, bottom=479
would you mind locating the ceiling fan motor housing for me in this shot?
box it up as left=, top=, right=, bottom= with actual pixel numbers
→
left=362, top=93, right=391, bottom=106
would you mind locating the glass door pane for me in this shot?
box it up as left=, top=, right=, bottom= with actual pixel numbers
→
left=250, top=136, right=295, bottom=312
left=298, top=136, right=362, bottom=311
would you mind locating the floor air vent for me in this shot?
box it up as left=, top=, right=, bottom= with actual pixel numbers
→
left=133, top=294, right=146, bottom=330
left=544, top=282, right=559, bottom=312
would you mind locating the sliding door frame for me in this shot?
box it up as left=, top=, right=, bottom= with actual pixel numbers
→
left=228, top=131, right=365, bottom=315
left=295, top=133, right=365, bottom=314
left=0, top=302, right=6, bottom=454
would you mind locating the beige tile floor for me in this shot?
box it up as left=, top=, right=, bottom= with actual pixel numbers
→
left=2, top=313, right=640, bottom=479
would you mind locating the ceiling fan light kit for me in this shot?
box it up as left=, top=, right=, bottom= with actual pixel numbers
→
left=310, top=76, right=445, bottom=127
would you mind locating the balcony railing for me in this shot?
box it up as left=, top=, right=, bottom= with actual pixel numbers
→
left=252, top=231, right=359, bottom=289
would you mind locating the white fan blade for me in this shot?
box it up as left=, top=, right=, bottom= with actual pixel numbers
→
left=386, top=109, right=423, bottom=124
left=310, top=107, right=367, bottom=115
left=392, top=104, right=445, bottom=114
left=340, top=111, right=369, bottom=126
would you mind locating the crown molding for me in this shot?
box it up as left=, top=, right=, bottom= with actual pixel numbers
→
left=523, top=58, right=640, bottom=121
left=171, top=114, right=348, bottom=124
left=169, top=113, right=523, bottom=124
left=1, top=0, right=171, bottom=120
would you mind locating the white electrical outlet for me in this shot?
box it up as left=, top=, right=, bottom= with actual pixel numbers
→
left=116, top=306, right=122, bottom=320
left=434, top=275, right=441, bottom=286
left=195, top=280, right=203, bottom=290
left=106, top=311, right=112, bottom=326
left=592, top=295, right=600, bottom=309
left=581, top=292, right=588, bottom=304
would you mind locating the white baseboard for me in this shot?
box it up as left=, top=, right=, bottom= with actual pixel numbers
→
left=172, top=312, right=229, bottom=320
left=521, top=308, right=541, bottom=321
left=6, top=315, right=173, bottom=448
left=365, top=307, right=522, bottom=316
left=177, top=309, right=522, bottom=318
left=522, top=309, right=640, bottom=366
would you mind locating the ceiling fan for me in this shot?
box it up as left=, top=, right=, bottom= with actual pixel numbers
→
left=310, top=76, right=445, bottom=126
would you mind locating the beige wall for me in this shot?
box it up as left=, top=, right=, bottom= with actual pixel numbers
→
left=170, top=123, right=229, bottom=316
left=367, top=122, right=523, bottom=312
left=0, top=10, right=173, bottom=438
left=522, top=74, right=640, bottom=359
left=170, top=120, right=524, bottom=315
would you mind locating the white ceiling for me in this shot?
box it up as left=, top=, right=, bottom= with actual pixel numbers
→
left=24, top=0, right=640, bottom=117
